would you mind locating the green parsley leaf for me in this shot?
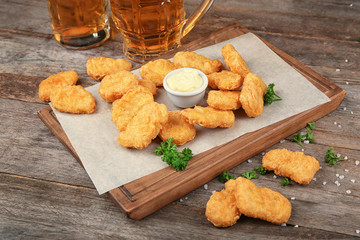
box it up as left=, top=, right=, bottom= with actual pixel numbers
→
left=154, top=138, right=175, bottom=155
left=181, top=148, right=193, bottom=159
left=241, top=171, right=258, bottom=180
left=291, top=122, right=316, bottom=147
left=264, top=83, right=282, bottom=105
left=325, top=147, right=345, bottom=166
left=307, top=122, right=316, bottom=130
left=281, top=177, right=291, bottom=186
left=254, top=166, right=269, bottom=175
left=153, top=147, right=163, bottom=156
left=154, top=138, right=193, bottom=171
left=306, top=130, right=314, bottom=143
left=218, top=171, right=236, bottom=183
left=290, top=133, right=306, bottom=148
left=358, top=37, right=360, bottom=42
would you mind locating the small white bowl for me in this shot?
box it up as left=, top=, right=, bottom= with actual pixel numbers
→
left=163, top=68, right=208, bottom=108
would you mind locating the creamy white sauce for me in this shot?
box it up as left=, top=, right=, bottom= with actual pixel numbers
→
left=167, top=69, right=203, bottom=92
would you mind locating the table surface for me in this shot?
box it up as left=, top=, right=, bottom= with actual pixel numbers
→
left=1, top=0, right=359, bottom=239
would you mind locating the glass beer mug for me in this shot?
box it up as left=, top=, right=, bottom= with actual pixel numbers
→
left=47, top=0, right=110, bottom=49
left=110, top=0, right=214, bottom=62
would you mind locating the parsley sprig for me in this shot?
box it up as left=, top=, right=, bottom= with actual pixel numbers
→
left=290, top=133, right=306, bottom=147
left=325, top=147, right=345, bottom=166
left=218, top=171, right=236, bottom=183
left=241, top=171, right=258, bottom=180
left=264, top=83, right=282, bottom=105
left=281, top=177, right=291, bottom=186
left=307, top=122, right=316, bottom=130
left=290, top=122, right=315, bottom=147
left=154, top=138, right=193, bottom=171
left=254, top=166, right=269, bottom=175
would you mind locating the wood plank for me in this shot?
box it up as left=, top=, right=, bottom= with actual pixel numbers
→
left=0, top=30, right=128, bottom=78
left=183, top=145, right=360, bottom=207
left=310, top=113, right=360, bottom=150
left=190, top=0, right=360, bottom=19
left=2, top=30, right=359, bottom=104
left=0, top=0, right=52, bottom=34
left=181, top=7, right=359, bottom=45
left=0, top=98, right=94, bottom=188
left=195, top=174, right=360, bottom=237
left=226, top=142, right=360, bottom=197
left=37, top=24, right=347, bottom=221
left=1, top=173, right=356, bottom=239
left=2, top=1, right=359, bottom=238
left=1, top=86, right=356, bottom=188
left=178, top=140, right=360, bottom=236
left=255, top=33, right=360, bottom=71
left=2, top=0, right=358, bottom=42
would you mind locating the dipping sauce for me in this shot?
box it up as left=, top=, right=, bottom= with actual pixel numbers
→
left=166, top=68, right=204, bottom=92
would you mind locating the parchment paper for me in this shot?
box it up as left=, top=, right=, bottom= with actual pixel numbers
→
left=52, top=33, right=330, bottom=194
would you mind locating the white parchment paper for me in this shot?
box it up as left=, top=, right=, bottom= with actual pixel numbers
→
left=52, top=33, right=330, bottom=194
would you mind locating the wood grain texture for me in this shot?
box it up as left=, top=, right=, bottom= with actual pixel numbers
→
left=1, top=0, right=360, bottom=238
left=0, top=98, right=93, bottom=187
left=37, top=24, right=348, bottom=224
left=1, top=30, right=359, bottom=104
left=1, top=173, right=358, bottom=240
left=2, top=0, right=359, bottom=41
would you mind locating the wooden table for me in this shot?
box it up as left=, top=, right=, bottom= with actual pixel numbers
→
left=1, top=0, right=359, bottom=239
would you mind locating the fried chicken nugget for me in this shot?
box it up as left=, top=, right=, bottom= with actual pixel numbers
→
left=207, top=70, right=243, bottom=90
left=50, top=85, right=96, bottom=114
left=86, top=57, right=132, bottom=81
left=98, top=70, right=139, bottom=102
left=117, top=102, right=168, bottom=149
left=159, top=111, right=196, bottom=145
left=207, top=90, right=241, bottom=111
left=221, top=44, right=250, bottom=79
left=39, top=70, right=78, bottom=102
left=205, top=188, right=241, bottom=227
left=140, top=59, right=176, bottom=86
left=181, top=106, right=235, bottom=128
left=138, top=79, right=157, bottom=95
left=112, top=86, right=154, bottom=132
left=239, top=73, right=268, bottom=118
left=173, top=52, right=222, bottom=75
left=234, top=177, right=292, bottom=225
left=262, top=149, right=320, bottom=184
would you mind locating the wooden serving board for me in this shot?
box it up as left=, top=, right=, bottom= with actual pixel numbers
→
left=38, top=23, right=346, bottom=220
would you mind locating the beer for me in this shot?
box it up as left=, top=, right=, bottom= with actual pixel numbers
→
left=110, top=0, right=186, bottom=62
left=47, top=0, right=110, bottom=49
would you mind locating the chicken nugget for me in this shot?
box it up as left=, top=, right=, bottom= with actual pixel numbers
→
left=207, top=75, right=218, bottom=89
left=98, top=70, right=139, bottom=102
left=181, top=106, right=234, bottom=128
left=239, top=73, right=267, bottom=118
left=221, top=44, right=250, bottom=79
left=112, top=86, right=154, bottom=132
left=173, top=51, right=222, bottom=75
left=205, top=189, right=241, bottom=227
left=207, top=90, right=241, bottom=111
left=50, top=85, right=96, bottom=114
left=86, top=57, right=132, bottom=81
left=138, top=79, right=157, bottom=95
left=159, top=111, right=196, bottom=145
left=38, top=70, right=78, bottom=102
left=207, top=70, right=243, bottom=90
left=262, top=149, right=320, bottom=184
left=234, top=177, right=292, bottom=225
left=224, top=178, right=238, bottom=194
left=118, top=102, right=168, bottom=149
left=140, top=59, right=176, bottom=86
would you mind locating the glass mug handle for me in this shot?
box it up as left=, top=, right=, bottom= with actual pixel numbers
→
left=181, top=0, right=215, bottom=38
